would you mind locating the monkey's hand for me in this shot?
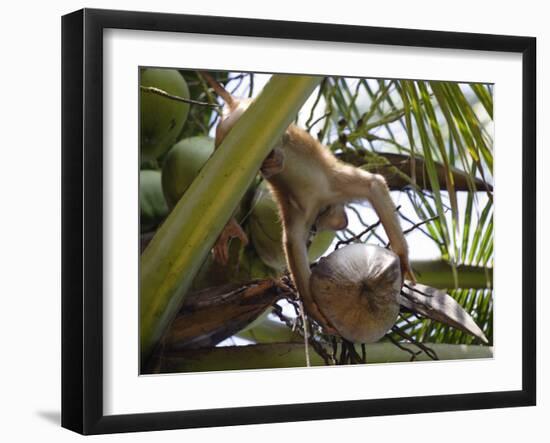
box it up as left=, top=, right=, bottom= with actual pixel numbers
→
left=260, top=148, right=284, bottom=178
left=212, top=218, right=248, bottom=265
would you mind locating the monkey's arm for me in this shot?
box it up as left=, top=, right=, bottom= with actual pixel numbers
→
left=282, top=207, right=338, bottom=334
left=339, top=168, right=415, bottom=282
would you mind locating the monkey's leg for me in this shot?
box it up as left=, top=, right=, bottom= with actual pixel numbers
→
left=212, top=217, right=248, bottom=265
left=282, top=208, right=338, bottom=335
left=338, top=168, right=416, bottom=283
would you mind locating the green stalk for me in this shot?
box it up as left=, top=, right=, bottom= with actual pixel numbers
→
left=236, top=316, right=302, bottom=343
left=157, top=343, right=493, bottom=373
left=412, top=260, right=492, bottom=289
left=140, top=75, right=321, bottom=362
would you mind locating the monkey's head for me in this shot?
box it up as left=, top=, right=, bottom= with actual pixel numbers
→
left=215, top=98, right=254, bottom=148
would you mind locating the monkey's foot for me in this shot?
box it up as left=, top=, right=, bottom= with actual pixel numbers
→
left=400, top=255, right=417, bottom=285
left=212, top=218, right=248, bottom=265
left=260, top=148, right=284, bottom=178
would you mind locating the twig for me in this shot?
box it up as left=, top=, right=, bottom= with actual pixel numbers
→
left=398, top=312, right=417, bottom=327
left=334, top=221, right=381, bottom=249
left=297, top=299, right=311, bottom=367
left=272, top=297, right=334, bottom=366
left=398, top=210, right=443, bottom=245
left=307, top=320, right=336, bottom=365
left=386, top=334, right=421, bottom=361
left=335, top=231, right=349, bottom=243
left=189, top=111, right=208, bottom=134
left=339, top=343, right=349, bottom=365
left=139, top=85, right=220, bottom=107
left=391, top=326, right=439, bottom=360
left=305, top=78, right=327, bottom=129
left=229, top=74, right=246, bottom=95
left=306, top=112, right=332, bottom=132
left=337, top=340, right=365, bottom=365
left=346, top=204, right=372, bottom=228
left=248, top=73, right=255, bottom=98
left=331, top=337, right=339, bottom=363
left=403, top=214, right=441, bottom=235
left=402, top=282, right=435, bottom=298
left=405, top=188, right=453, bottom=212
left=347, top=341, right=365, bottom=364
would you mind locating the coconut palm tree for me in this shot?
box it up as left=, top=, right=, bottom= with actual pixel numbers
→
left=139, top=70, right=493, bottom=372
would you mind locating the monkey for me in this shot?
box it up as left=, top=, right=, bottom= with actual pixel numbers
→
left=201, top=72, right=414, bottom=334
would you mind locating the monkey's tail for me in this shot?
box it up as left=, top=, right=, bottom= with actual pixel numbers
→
left=198, top=71, right=236, bottom=108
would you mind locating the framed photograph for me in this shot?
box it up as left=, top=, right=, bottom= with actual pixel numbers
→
left=62, top=8, right=536, bottom=435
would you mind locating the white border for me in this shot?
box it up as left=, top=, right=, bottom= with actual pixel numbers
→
left=103, top=29, right=523, bottom=415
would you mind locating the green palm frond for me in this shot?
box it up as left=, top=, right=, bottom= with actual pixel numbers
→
left=302, top=75, right=493, bottom=346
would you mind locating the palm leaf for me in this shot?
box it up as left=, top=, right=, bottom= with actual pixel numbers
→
left=311, top=76, right=493, bottom=346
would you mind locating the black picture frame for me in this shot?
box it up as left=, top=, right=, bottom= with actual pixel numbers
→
left=61, top=8, right=537, bottom=435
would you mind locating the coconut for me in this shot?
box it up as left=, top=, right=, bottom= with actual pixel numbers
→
left=161, top=136, right=215, bottom=208
left=310, top=244, right=402, bottom=343
left=140, top=169, right=169, bottom=232
left=140, top=68, right=190, bottom=161
left=248, top=182, right=335, bottom=271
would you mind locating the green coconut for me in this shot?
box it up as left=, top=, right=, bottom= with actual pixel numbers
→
left=140, top=68, right=190, bottom=161
left=248, top=183, right=335, bottom=271
left=191, top=238, right=278, bottom=291
left=161, top=136, right=215, bottom=208
left=140, top=169, right=169, bottom=232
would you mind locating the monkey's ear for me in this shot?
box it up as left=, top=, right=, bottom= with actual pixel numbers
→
left=316, top=205, right=348, bottom=231
left=281, top=130, right=293, bottom=146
